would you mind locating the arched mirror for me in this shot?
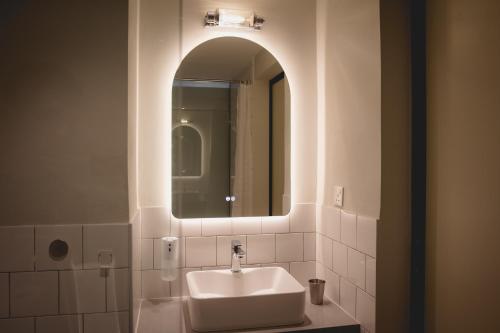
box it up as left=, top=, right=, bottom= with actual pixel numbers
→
left=172, top=37, right=290, bottom=218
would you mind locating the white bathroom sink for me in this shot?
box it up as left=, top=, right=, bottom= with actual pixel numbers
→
left=186, top=267, right=306, bottom=332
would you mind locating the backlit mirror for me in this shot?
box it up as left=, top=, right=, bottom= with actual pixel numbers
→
left=172, top=37, right=290, bottom=218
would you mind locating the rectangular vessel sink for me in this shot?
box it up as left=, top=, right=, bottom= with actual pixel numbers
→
left=186, top=267, right=306, bottom=332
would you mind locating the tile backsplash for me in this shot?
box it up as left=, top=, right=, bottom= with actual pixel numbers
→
left=316, top=206, right=377, bottom=333
left=134, top=203, right=378, bottom=332
left=137, top=203, right=317, bottom=301
left=0, top=223, right=130, bottom=333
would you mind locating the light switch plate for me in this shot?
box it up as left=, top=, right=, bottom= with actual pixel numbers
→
left=334, top=186, right=344, bottom=207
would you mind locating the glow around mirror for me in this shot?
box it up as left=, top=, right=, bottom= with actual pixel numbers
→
left=172, top=37, right=290, bottom=219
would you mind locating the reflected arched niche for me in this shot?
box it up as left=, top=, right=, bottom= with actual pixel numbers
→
left=172, top=125, right=202, bottom=177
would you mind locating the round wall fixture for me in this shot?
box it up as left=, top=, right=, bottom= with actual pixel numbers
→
left=49, top=239, right=69, bottom=261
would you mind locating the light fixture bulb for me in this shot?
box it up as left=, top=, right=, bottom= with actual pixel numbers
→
left=218, top=9, right=252, bottom=26
left=180, top=119, right=189, bottom=124
left=204, top=8, right=264, bottom=30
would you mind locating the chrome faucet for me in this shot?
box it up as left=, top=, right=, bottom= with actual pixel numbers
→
left=230, top=240, right=245, bottom=273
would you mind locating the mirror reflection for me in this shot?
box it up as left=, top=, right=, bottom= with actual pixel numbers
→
left=172, top=37, right=290, bottom=218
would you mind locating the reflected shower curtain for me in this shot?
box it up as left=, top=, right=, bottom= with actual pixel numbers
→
left=231, top=84, right=253, bottom=216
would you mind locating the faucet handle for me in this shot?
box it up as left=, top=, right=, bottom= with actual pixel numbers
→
left=231, top=240, right=241, bottom=251
left=231, top=240, right=244, bottom=255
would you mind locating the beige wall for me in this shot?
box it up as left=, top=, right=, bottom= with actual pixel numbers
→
left=426, top=1, right=500, bottom=332
left=378, top=0, right=411, bottom=332
left=0, top=0, right=129, bottom=225
left=316, top=0, right=381, bottom=218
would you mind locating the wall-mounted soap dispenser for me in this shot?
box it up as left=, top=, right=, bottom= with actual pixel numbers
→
left=161, top=236, right=179, bottom=281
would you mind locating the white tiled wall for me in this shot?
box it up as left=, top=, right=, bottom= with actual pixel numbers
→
left=0, top=224, right=130, bottom=333
left=138, top=205, right=317, bottom=299
left=136, top=204, right=375, bottom=332
left=317, top=206, right=377, bottom=333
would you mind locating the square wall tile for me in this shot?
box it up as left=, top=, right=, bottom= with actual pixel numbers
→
left=332, top=240, right=348, bottom=277
left=232, top=217, right=262, bottom=235
left=246, top=234, right=275, bottom=264
left=83, top=312, right=129, bottom=333
left=141, top=239, right=153, bottom=270
left=216, top=236, right=246, bottom=266
left=201, top=218, right=231, bottom=236
left=0, top=274, right=8, bottom=318
left=107, top=269, right=130, bottom=312
left=325, top=206, right=341, bottom=241
left=325, top=267, right=340, bottom=304
left=316, top=235, right=333, bottom=269
left=316, top=262, right=326, bottom=279
left=316, top=205, right=325, bottom=235
left=290, top=261, right=315, bottom=287
left=290, top=204, right=315, bottom=232
left=132, top=270, right=141, bottom=299
left=0, top=226, right=34, bottom=272
left=276, top=233, right=303, bottom=262
left=347, top=248, right=366, bottom=289
left=340, top=277, right=356, bottom=318
left=357, top=216, right=377, bottom=257
left=186, top=237, right=216, bottom=267
left=171, top=268, right=199, bottom=297
left=60, top=270, right=105, bottom=314
left=303, top=233, right=316, bottom=261
left=83, top=224, right=129, bottom=269
left=262, top=215, right=289, bottom=233
left=171, top=217, right=201, bottom=237
left=10, top=271, right=58, bottom=316
left=141, top=207, right=170, bottom=238
left=35, top=225, right=82, bottom=270
left=366, top=257, right=376, bottom=297
left=131, top=211, right=141, bottom=239
left=141, top=270, right=170, bottom=299
left=36, top=315, right=82, bottom=333
left=356, top=289, right=375, bottom=333
left=340, top=211, right=357, bottom=248
left=154, top=237, right=185, bottom=269
left=315, top=263, right=339, bottom=303
left=131, top=235, right=141, bottom=271
left=0, top=318, right=34, bottom=333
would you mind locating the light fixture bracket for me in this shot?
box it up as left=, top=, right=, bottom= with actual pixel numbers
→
left=204, top=9, right=265, bottom=30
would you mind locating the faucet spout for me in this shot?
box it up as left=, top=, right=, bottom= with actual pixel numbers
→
left=230, top=240, right=245, bottom=273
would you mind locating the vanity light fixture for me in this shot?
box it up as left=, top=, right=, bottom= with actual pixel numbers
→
left=180, top=119, right=190, bottom=124
left=204, top=9, right=264, bottom=30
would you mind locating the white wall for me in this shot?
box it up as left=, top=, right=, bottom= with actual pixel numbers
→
left=316, top=0, right=381, bottom=219
left=137, top=0, right=317, bottom=209
left=137, top=0, right=181, bottom=207
left=315, top=1, right=381, bottom=332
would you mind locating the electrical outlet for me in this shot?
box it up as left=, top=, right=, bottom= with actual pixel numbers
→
left=334, top=186, right=344, bottom=207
